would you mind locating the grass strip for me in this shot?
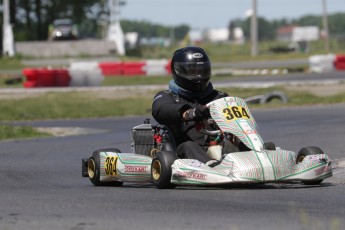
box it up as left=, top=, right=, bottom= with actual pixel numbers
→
left=1, top=87, right=345, bottom=122
left=0, top=91, right=153, bottom=121
left=0, top=124, right=50, bottom=140
left=1, top=87, right=345, bottom=140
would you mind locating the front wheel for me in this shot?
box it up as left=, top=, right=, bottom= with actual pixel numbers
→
left=296, top=146, right=324, bottom=185
left=88, top=148, right=124, bottom=187
left=151, top=151, right=177, bottom=189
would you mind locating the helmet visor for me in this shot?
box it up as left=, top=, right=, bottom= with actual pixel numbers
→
left=174, top=61, right=211, bottom=80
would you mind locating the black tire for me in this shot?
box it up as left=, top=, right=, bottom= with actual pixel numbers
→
left=151, top=151, right=177, bottom=189
left=264, top=142, right=276, bottom=150
left=260, top=91, right=288, bottom=104
left=296, top=146, right=324, bottom=185
left=82, top=158, right=89, bottom=177
left=88, top=148, right=124, bottom=187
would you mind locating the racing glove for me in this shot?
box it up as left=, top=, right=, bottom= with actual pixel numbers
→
left=183, top=105, right=210, bottom=122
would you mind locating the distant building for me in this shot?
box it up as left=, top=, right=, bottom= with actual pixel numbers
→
left=139, top=37, right=171, bottom=47
left=277, top=25, right=320, bottom=43
left=276, top=25, right=296, bottom=42
left=233, top=27, right=245, bottom=44
left=125, top=32, right=138, bottom=49
left=204, top=28, right=229, bottom=43
left=188, top=30, right=203, bottom=44
left=187, top=27, right=244, bottom=44
left=292, top=26, right=319, bottom=42
left=276, top=25, right=320, bottom=53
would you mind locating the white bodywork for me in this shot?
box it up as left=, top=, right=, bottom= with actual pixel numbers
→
left=170, top=97, right=332, bottom=185
left=94, top=97, right=332, bottom=186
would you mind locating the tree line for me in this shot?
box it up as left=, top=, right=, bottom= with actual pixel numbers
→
left=1, top=0, right=345, bottom=42
left=236, top=13, right=345, bottom=41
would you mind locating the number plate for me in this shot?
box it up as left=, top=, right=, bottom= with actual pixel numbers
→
left=104, top=156, right=118, bottom=176
left=222, top=106, right=250, bottom=122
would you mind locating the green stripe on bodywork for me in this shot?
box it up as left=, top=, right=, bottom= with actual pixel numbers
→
left=118, top=157, right=151, bottom=165
left=178, top=167, right=226, bottom=177
left=240, top=177, right=263, bottom=182
left=235, top=120, right=265, bottom=180
left=235, top=119, right=255, bottom=149
left=172, top=180, right=210, bottom=185
left=276, top=163, right=326, bottom=180
left=116, top=171, right=151, bottom=177
left=266, top=153, right=277, bottom=180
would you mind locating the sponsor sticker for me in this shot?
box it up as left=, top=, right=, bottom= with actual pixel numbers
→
left=243, top=129, right=256, bottom=134
left=308, top=155, right=323, bottom=161
left=173, top=171, right=207, bottom=181
left=124, top=165, right=148, bottom=173
left=189, top=172, right=207, bottom=180
left=314, top=165, right=331, bottom=176
left=189, top=160, right=204, bottom=168
left=192, top=53, right=203, bottom=58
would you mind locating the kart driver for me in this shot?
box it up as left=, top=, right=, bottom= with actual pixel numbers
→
left=152, top=46, right=228, bottom=167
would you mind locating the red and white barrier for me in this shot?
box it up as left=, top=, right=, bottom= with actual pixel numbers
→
left=309, top=54, right=345, bottom=73
left=309, top=54, right=335, bottom=73
left=22, top=59, right=171, bottom=88
left=145, top=59, right=171, bottom=76
left=69, top=61, right=104, bottom=87
left=334, top=55, right=345, bottom=70
left=98, top=59, right=171, bottom=77
left=22, top=68, right=70, bottom=88
left=122, top=61, right=146, bottom=76
left=99, top=62, right=123, bottom=76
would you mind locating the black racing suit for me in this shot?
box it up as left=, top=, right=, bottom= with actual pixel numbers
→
left=152, top=89, right=228, bottom=163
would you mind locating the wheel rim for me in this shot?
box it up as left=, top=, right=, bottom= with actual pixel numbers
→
left=297, top=156, right=305, bottom=163
left=152, top=160, right=161, bottom=181
left=88, top=159, right=96, bottom=179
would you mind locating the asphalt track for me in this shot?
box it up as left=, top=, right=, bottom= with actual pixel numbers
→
left=1, top=104, right=345, bottom=230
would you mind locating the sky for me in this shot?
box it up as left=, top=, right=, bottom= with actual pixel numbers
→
left=119, top=0, right=345, bottom=29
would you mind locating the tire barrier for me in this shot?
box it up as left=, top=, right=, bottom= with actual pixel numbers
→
left=22, top=68, right=70, bottom=88
left=55, top=69, right=70, bottom=87
left=309, top=54, right=335, bottom=73
left=123, top=61, right=146, bottom=76
left=213, top=68, right=290, bottom=76
left=99, top=62, right=123, bottom=76
left=145, top=59, right=171, bottom=76
left=245, top=91, right=288, bottom=104
left=20, top=59, right=176, bottom=88
left=334, top=55, right=345, bottom=70
left=22, top=62, right=104, bottom=88
left=69, top=61, right=104, bottom=87
left=309, top=54, right=345, bottom=72
left=98, top=59, right=171, bottom=76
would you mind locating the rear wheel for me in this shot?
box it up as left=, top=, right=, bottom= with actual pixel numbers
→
left=296, top=146, right=324, bottom=185
left=151, top=151, right=177, bottom=189
left=88, top=148, right=124, bottom=187
left=264, top=142, right=276, bottom=150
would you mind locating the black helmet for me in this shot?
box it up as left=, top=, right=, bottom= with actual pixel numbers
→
left=171, top=46, right=211, bottom=92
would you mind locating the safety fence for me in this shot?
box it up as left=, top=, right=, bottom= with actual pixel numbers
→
left=309, top=54, right=345, bottom=73
left=22, top=68, right=70, bottom=88
left=334, top=55, right=345, bottom=70
left=22, top=55, right=344, bottom=88
left=22, top=59, right=171, bottom=88
left=99, top=60, right=171, bottom=76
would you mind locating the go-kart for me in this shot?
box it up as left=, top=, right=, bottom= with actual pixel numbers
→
left=82, top=96, right=333, bottom=189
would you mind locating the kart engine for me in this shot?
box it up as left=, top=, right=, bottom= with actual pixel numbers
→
left=131, top=119, right=155, bottom=156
